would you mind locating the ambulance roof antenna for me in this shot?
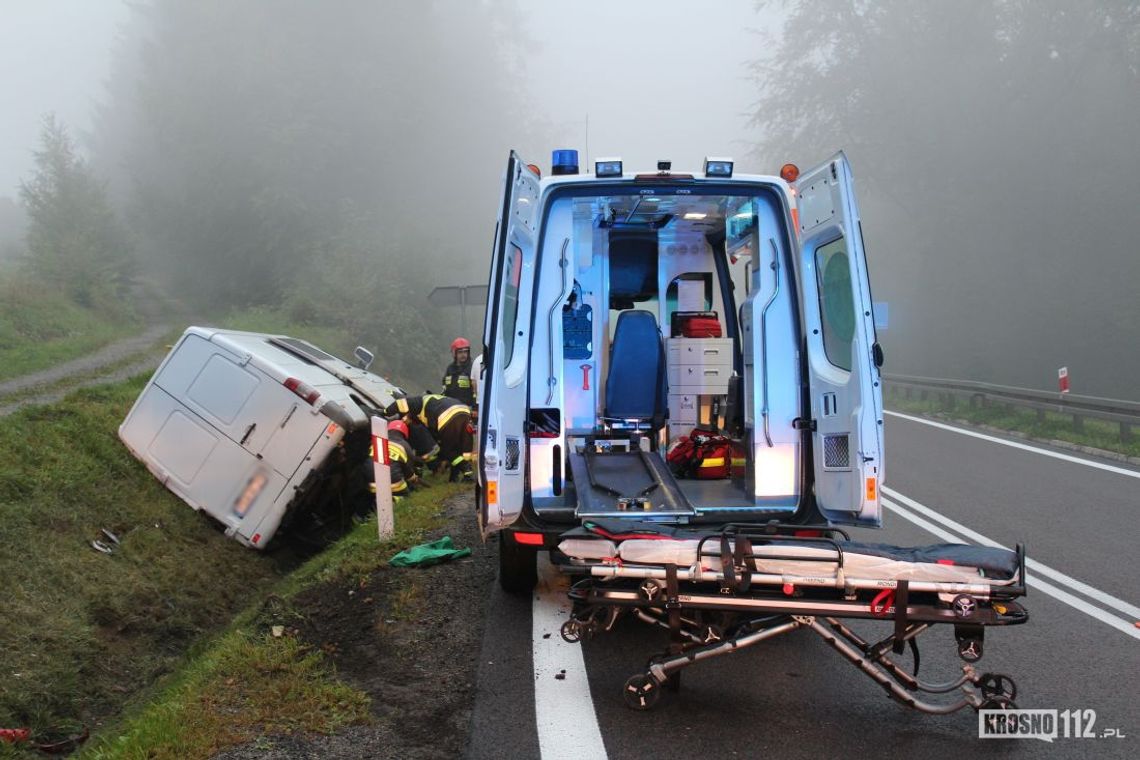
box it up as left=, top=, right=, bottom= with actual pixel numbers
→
left=585, top=113, right=590, bottom=173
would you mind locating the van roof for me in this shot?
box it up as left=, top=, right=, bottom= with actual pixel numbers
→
left=184, top=326, right=401, bottom=407
left=537, top=170, right=790, bottom=192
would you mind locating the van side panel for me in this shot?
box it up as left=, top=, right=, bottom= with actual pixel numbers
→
left=120, top=384, right=286, bottom=533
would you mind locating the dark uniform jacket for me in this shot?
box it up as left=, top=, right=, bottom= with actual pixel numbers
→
left=441, top=359, right=475, bottom=406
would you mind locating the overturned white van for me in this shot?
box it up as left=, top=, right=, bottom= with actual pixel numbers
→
left=119, top=327, right=402, bottom=549
left=477, top=152, right=1028, bottom=714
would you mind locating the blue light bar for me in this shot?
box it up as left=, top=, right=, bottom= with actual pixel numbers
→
left=552, top=149, right=579, bottom=176
left=704, top=157, right=734, bottom=178
left=594, top=157, right=623, bottom=178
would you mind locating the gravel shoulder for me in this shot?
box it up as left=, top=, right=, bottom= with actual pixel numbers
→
left=0, top=323, right=172, bottom=416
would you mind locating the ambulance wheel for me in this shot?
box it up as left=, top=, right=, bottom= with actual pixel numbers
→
left=499, top=532, right=538, bottom=594
left=623, top=673, right=661, bottom=710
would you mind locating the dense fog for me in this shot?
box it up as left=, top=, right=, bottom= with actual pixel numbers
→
left=0, top=0, right=1136, bottom=396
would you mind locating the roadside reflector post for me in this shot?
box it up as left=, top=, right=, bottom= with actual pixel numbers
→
left=371, top=416, right=394, bottom=540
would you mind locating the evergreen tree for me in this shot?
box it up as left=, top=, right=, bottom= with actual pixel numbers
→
left=19, top=115, right=134, bottom=308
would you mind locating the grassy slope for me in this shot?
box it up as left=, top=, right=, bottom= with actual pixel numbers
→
left=77, top=484, right=467, bottom=760
left=0, top=377, right=285, bottom=750
left=0, top=369, right=468, bottom=759
left=0, top=278, right=140, bottom=382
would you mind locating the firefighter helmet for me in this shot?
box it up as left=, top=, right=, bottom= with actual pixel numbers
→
left=450, top=337, right=471, bottom=352
left=388, top=419, right=409, bottom=438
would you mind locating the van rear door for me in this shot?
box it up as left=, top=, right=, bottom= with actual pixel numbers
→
left=478, top=151, right=540, bottom=537
left=794, top=153, right=883, bottom=527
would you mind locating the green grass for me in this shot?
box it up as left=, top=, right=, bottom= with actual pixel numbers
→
left=885, top=392, right=1140, bottom=459
left=0, top=276, right=140, bottom=382
left=77, top=484, right=467, bottom=760
left=0, top=377, right=285, bottom=752
left=0, top=368, right=468, bottom=759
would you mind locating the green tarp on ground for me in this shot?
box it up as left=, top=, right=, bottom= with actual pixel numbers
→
left=389, top=536, right=471, bottom=568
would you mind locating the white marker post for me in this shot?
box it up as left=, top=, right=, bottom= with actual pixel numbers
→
left=371, top=416, right=394, bottom=539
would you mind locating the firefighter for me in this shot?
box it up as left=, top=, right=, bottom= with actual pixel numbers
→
left=386, top=419, right=420, bottom=496
left=385, top=394, right=473, bottom=482
left=441, top=338, right=476, bottom=407
left=367, top=419, right=420, bottom=501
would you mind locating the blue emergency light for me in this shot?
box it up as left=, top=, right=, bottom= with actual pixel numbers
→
left=552, top=149, right=579, bottom=176
left=594, top=157, right=623, bottom=177
left=704, top=157, right=734, bottom=178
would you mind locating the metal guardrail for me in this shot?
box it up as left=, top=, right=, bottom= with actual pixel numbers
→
left=882, top=373, right=1140, bottom=445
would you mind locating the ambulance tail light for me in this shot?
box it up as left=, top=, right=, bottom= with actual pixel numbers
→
left=513, top=531, right=545, bottom=547
left=284, top=377, right=321, bottom=405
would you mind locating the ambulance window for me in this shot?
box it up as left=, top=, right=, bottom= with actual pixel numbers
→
left=501, top=243, right=523, bottom=366
left=815, top=237, right=855, bottom=372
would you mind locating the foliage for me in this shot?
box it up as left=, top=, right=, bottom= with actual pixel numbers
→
left=92, top=0, right=533, bottom=355
left=749, top=1, right=1140, bottom=398
left=18, top=116, right=134, bottom=311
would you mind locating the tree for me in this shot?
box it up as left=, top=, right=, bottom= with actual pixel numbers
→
left=19, top=115, right=133, bottom=308
left=748, top=0, right=1140, bottom=396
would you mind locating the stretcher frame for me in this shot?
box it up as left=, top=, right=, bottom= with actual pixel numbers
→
left=557, top=523, right=1028, bottom=712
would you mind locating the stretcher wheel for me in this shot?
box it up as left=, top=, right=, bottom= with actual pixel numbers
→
left=561, top=620, right=582, bottom=643
left=623, top=673, right=662, bottom=710
left=957, top=637, right=983, bottom=662
left=951, top=594, right=978, bottom=619
left=979, top=673, right=1017, bottom=701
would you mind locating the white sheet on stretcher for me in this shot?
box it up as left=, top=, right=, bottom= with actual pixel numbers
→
left=559, top=537, right=1012, bottom=586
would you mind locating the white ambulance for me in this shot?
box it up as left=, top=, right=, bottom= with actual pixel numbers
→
left=478, top=150, right=884, bottom=591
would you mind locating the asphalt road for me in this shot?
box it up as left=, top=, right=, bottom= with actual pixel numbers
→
left=468, top=414, right=1139, bottom=759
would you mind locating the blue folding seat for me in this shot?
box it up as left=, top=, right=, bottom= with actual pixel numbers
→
left=603, top=310, right=667, bottom=437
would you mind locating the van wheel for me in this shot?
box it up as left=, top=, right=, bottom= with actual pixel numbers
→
left=499, top=532, right=538, bottom=594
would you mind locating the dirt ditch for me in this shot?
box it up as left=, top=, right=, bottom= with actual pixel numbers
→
left=214, top=492, right=498, bottom=759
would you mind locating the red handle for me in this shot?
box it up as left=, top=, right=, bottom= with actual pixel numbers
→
left=580, top=364, right=591, bottom=391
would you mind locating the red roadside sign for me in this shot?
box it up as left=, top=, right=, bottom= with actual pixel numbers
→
left=1058, top=366, right=1070, bottom=394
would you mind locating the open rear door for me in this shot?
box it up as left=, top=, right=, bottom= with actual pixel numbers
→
left=478, top=151, right=540, bottom=537
left=793, top=153, right=883, bottom=527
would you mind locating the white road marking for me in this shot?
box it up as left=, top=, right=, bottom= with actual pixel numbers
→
left=533, top=554, right=608, bottom=760
left=885, top=410, right=1140, bottom=480
left=885, top=486, right=1140, bottom=621
left=882, top=496, right=1140, bottom=640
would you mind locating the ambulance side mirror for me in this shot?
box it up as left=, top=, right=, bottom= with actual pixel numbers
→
left=354, top=346, right=375, bottom=371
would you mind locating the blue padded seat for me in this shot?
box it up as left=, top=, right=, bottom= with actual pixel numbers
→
left=604, top=310, right=667, bottom=429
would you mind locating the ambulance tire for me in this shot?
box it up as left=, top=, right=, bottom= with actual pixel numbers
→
left=499, top=532, right=538, bottom=594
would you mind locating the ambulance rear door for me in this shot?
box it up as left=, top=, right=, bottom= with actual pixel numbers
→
left=793, top=153, right=884, bottom=527
left=479, top=151, right=540, bottom=537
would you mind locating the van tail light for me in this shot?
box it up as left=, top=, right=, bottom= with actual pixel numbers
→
left=284, top=377, right=321, bottom=405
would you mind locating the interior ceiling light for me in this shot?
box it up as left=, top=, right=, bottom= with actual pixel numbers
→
left=683, top=212, right=707, bottom=220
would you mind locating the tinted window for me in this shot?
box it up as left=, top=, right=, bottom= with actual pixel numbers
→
left=815, top=237, right=855, bottom=372
left=501, top=243, right=523, bottom=366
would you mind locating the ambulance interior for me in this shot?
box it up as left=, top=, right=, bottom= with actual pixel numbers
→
left=526, top=188, right=805, bottom=523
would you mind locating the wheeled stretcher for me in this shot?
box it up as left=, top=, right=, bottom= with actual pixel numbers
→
left=556, top=518, right=1028, bottom=712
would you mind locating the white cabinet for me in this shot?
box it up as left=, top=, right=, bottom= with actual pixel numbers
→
left=667, top=338, right=733, bottom=395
